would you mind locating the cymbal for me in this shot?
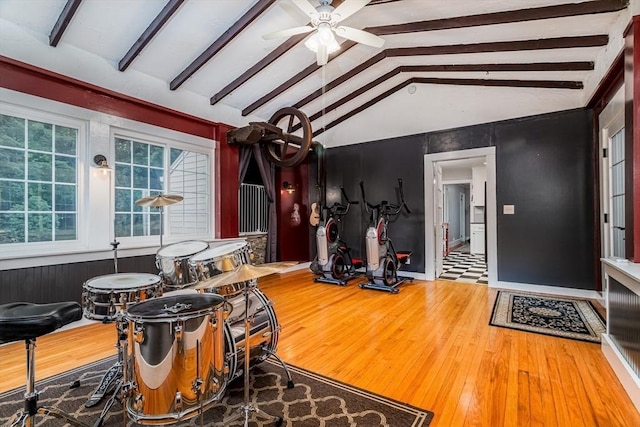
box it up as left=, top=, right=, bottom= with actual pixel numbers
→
left=192, top=262, right=297, bottom=290
left=134, top=194, right=184, bottom=207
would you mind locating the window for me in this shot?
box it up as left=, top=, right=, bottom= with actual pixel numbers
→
left=0, top=112, right=78, bottom=245
left=114, top=134, right=210, bottom=240
left=609, top=128, right=625, bottom=258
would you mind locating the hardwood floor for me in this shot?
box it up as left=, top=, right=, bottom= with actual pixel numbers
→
left=1, top=270, right=638, bottom=426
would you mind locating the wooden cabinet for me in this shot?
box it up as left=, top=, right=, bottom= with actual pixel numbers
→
left=471, top=166, right=486, bottom=207
left=470, top=223, right=485, bottom=254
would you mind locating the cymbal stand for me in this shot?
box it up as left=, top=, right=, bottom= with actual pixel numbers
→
left=110, top=239, right=120, bottom=273
left=221, top=281, right=283, bottom=427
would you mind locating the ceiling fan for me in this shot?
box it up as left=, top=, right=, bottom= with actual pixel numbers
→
left=263, top=0, right=385, bottom=66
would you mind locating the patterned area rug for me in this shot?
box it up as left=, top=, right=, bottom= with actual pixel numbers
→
left=489, top=291, right=606, bottom=343
left=0, top=357, right=433, bottom=426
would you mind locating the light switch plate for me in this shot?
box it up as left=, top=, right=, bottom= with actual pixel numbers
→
left=503, top=205, right=515, bottom=214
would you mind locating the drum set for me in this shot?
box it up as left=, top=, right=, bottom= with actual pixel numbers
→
left=79, top=194, right=293, bottom=426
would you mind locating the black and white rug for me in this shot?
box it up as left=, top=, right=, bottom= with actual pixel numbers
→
left=0, top=357, right=433, bottom=426
left=489, top=291, right=606, bottom=343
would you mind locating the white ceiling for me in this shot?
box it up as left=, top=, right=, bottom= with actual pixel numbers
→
left=0, top=0, right=632, bottom=148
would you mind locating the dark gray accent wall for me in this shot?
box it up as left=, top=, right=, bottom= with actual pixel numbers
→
left=325, top=108, right=597, bottom=289
left=0, top=255, right=157, bottom=305
left=495, top=109, right=595, bottom=289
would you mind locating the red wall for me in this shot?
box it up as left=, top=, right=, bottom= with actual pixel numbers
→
left=277, top=161, right=310, bottom=262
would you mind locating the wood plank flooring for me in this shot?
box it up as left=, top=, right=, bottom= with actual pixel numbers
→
left=1, top=270, right=638, bottom=426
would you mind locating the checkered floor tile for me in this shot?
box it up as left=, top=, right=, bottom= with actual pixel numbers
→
left=439, top=251, right=488, bottom=284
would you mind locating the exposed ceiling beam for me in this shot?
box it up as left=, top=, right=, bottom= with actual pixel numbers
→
left=170, top=0, right=276, bottom=90
left=289, top=35, right=608, bottom=113
left=209, top=33, right=308, bottom=105
left=119, top=0, right=185, bottom=72
left=49, top=0, right=82, bottom=47
left=313, top=76, right=584, bottom=136
left=371, top=0, right=628, bottom=35
left=294, top=62, right=593, bottom=131
left=240, top=0, right=622, bottom=116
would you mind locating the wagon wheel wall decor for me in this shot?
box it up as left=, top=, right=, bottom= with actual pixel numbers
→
left=264, top=107, right=313, bottom=168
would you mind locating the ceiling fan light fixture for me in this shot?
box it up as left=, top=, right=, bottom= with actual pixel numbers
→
left=304, top=31, right=340, bottom=54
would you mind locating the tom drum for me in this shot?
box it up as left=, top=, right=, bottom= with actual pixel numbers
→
left=189, top=241, right=253, bottom=296
left=156, top=240, right=209, bottom=289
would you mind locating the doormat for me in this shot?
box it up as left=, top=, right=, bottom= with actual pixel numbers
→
left=0, top=356, right=434, bottom=426
left=489, top=291, right=606, bottom=343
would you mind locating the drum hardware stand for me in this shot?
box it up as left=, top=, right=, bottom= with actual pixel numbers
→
left=82, top=312, right=125, bottom=408
left=221, top=281, right=283, bottom=427
left=263, top=348, right=295, bottom=389
left=110, top=239, right=120, bottom=273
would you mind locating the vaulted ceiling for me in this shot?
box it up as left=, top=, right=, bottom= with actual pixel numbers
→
left=0, top=0, right=631, bottom=147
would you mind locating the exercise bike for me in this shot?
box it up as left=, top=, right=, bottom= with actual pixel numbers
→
left=310, top=186, right=364, bottom=286
left=359, top=179, right=413, bottom=293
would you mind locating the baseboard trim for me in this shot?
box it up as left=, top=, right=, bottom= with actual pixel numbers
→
left=493, top=281, right=601, bottom=300
left=602, top=334, right=640, bottom=412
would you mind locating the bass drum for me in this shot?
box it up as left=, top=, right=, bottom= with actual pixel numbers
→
left=123, top=293, right=226, bottom=425
left=222, top=288, right=280, bottom=382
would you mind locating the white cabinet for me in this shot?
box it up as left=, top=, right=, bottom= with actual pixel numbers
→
left=471, top=166, right=486, bottom=207
left=470, top=223, right=485, bottom=254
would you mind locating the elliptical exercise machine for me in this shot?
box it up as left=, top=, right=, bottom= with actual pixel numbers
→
left=359, top=179, right=413, bottom=293
left=310, top=186, right=364, bottom=286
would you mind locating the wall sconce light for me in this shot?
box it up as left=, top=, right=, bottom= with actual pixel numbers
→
left=283, top=181, right=295, bottom=194
left=93, top=154, right=112, bottom=175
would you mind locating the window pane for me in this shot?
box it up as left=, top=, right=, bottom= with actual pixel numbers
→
left=115, top=163, right=131, bottom=187
left=55, top=126, right=77, bottom=155
left=28, top=120, right=52, bottom=152
left=28, top=152, right=52, bottom=181
left=115, top=138, right=131, bottom=162
left=132, top=142, right=148, bottom=165
left=115, top=213, right=131, bottom=237
left=150, top=213, right=161, bottom=235
left=132, top=189, right=145, bottom=212
left=55, top=156, right=76, bottom=183
left=0, top=148, right=25, bottom=179
left=28, top=182, right=52, bottom=211
left=0, top=181, right=24, bottom=211
left=115, top=188, right=131, bottom=212
left=132, top=213, right=145, bottom=236
left=55, top=213, right=76, bottom=240
left=0, top=213, right=25, bottom=243
left=0, top=114, right=25, bottom=148
left=150, top=168, right=163, bottom=190
left=55, top=184, right=76, bottom=211
left=133, top=166, right=148, bottom=188
left=149, top=145, right=163, bottom=167
left=28, top=213, right=52, bottom=242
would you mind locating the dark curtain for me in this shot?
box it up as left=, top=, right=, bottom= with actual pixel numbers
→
left=238, top=145, right=277, bottom=262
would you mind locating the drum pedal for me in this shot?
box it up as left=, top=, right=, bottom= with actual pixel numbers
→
left=85, top=363, right=121, bottom=408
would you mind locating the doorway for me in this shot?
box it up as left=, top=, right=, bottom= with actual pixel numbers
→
left=424, top=147, right=496, bottom=285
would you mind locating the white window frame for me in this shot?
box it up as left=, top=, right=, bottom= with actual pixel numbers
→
left=110, top=127, right=214, bottom=248
left=0, top=101, right=88, bottom=258
left=0, top=89, right=216, bottom=270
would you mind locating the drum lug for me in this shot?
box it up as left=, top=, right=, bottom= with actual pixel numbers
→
left=175, top=323, right=183, bottom=353
left=133, top=324, right=144, bottom=344
left=262, top=331, right=272, bottom=338
left=133, top=393, right=144, bottom=412
left=174, top=392, right=182, bottom=413
left=191, top=378, right=203, bottom=395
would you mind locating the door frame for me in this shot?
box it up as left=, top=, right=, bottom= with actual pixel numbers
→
left=424, top=147, right=497, bottom=284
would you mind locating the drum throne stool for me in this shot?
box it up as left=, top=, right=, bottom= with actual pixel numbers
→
left=0, top=301, right=88, bottom=427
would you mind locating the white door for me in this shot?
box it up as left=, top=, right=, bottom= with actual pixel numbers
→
left=459, top=192, right=465, bottom=240
left=435, top=163, right=444, bottom=277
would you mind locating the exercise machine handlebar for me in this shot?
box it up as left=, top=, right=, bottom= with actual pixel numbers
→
left=324, top=186, right=359, bottom=217
left=359, top=179, right=411, bottom=217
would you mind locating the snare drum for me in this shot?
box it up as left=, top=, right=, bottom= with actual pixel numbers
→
left=189, top=241, right=252, bottom=296
left=123, top=293, right=226, bottom=425
left=222, top=288, right=280, bottom=381
left=156, top=240, right=209, bottom=289
left=82, top=273, right=162, bottom=321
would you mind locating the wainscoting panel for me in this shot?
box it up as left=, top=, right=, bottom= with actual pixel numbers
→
left=609, top=276, right=640, bottom=378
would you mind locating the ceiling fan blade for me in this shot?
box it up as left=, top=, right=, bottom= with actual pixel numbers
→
left=263, top=25, right=314, bottom=40
left=317, top=43, right=329, bottom=66
left=292, top=0, right=320, bottom=20
left=334, top=26, right=385, bottom=48
left=331, top=0, right=371, bottom=23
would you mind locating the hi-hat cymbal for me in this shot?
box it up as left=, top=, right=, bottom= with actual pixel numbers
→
left=134, top=194, right=184, bottom=207
left=193, top=262, right=297, bottom=290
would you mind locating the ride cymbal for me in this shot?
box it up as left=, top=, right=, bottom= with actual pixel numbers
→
left=134, top=194, right=184, bottom=207
left=192, top=262, right=297, bottom=290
